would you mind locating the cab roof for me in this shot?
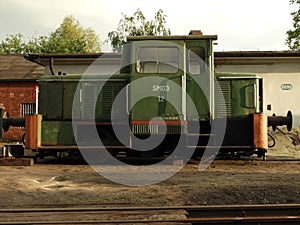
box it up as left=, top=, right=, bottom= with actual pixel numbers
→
left=127, top=35, right=218, bottom=42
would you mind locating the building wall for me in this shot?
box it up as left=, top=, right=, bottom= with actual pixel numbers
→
left=0, top=82, right=36, bottom=140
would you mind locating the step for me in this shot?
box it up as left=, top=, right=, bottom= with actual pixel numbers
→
left=0, top=157, right=34, bottom=166
left=187, top=133, right=215, bottom=137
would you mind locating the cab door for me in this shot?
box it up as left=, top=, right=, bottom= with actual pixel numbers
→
left=186, top=40, right=212, bottom=122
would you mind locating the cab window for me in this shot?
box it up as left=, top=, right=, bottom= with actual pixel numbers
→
left=188, top=47, right=205, bottom=74
left=136, top=47, right=179, bottom=74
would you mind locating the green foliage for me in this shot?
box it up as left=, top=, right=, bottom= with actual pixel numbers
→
left=286, top=0, right=300, bottom=49
left=25, top=35, right=49, bottom=54
left=0, top=15, right=101, bottom=54
left=107, top=9, right=171, bottom=52
left=0, top=33, right=26, bottom=54
left=46, top=16, right=101, bottom=53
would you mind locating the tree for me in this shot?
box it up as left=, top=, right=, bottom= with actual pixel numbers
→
left=0, top=33, right=26, bottom=54
left=25, top=35, right=49, bottom=54
left=45, top=15, right=101, bottom=53
left=286, top=0, right=300, bottom=49
left=0, top=15, right=101, bottom=54
left=107, top=9, right=171, bottom=52
left=0, top=33, right=48, bottom=54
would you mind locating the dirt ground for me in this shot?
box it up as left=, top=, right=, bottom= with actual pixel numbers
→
left=0, top=128, right=299, bottom=208
left=0, top=158, right=299, bottom=207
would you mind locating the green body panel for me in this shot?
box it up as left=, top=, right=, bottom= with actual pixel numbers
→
left=130, top=75, right=182, bottom=121
left=215, top=73, right=262, bottom=118
left=231, top=79, right=259, bottom=115
left=39, top=74, right=129, bottom=121
left=63, top=82, right=78, bottom=120
left=39, top=74, right=129, bottom=146
left=39, top=82, right=63, bottom=119
left=129, top=40, right=184, bottom=122
left=186, top=75, right=210, bottom=120
left=41, top=121, right=76, bottom=146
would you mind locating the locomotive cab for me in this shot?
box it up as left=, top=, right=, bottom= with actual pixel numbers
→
left=127, top=34, right=216, bottom=120
left=125, top=34, right=217, bottom=156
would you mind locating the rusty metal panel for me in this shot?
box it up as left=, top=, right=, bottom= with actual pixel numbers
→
left=41, top=121, right=75, bottom=146
left=25, top=114, right=42, bottom=149
left=253, top=113, right=268, bottom=150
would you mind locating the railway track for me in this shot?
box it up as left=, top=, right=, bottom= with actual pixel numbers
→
left=0, top=204, right=300, bottom=224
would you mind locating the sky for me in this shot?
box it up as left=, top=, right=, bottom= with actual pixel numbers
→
left=0, top=0, right=295, bottom=52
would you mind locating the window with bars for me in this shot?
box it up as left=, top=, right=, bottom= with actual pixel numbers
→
left=21, top=103, right=36, bottom=117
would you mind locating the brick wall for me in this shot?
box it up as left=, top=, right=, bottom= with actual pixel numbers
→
left=0, top=82, right=36, bottom=140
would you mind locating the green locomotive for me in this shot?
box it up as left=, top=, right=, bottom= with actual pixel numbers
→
left=2, top=31, right=292, bottom=160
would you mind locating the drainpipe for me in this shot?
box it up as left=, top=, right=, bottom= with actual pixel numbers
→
left=49, top=57, right=56, bottom=75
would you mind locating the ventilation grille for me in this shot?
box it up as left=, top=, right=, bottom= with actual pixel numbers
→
left=215, top=80, right=231, bottom=117
left=102, top=85, right=113, bottom=116
left=82, top=83, right=97, bottom=119
left=81, top=82, right=124, bottom=120
left=131, top=124, right=182, bottom=134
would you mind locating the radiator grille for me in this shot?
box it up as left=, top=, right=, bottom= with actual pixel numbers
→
left=131, top=124, right=182, bottom=134
left=102, top=85, right=113, bottom=116
left=82, top=83, right=97, bottom=119
left=215, top=80, right=231, bottom=117
left=81, top=82, right=126, bottom=120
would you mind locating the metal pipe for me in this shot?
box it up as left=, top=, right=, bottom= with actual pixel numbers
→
left=2, top=118, right=25, bottom=132
left=49, top=57, right=56, bottom=75
left=268, top=110, right=293, bottom=131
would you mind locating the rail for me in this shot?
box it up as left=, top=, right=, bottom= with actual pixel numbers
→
left=0, top=204, right=299, bottom=224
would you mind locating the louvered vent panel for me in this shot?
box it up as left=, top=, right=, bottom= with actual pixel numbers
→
left=82, top=83, right=97, bottom=119
left=216, top=80, right=231, bottom=117
left=102, top=84, right=113, bottom=116
left=131, top=124, right=182, bottom=134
